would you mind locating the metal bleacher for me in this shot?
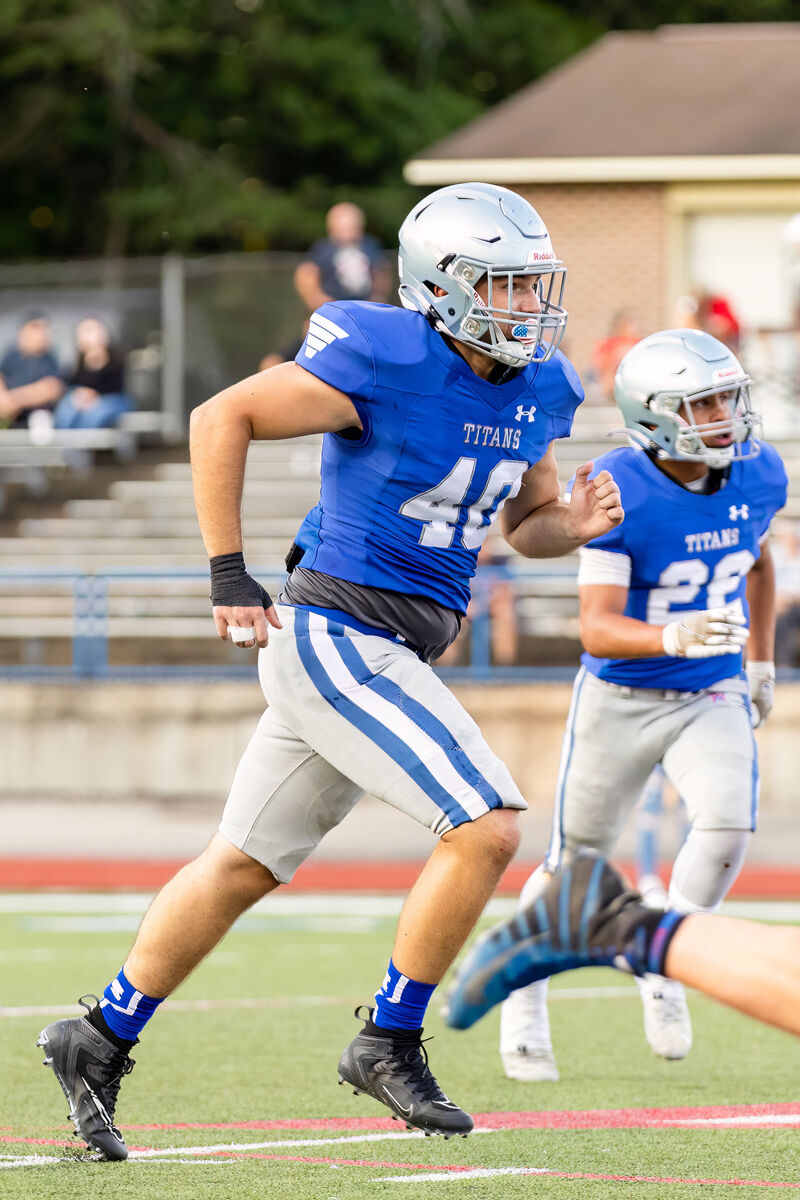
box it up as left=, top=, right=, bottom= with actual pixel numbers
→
left=0, top=411, right=170, bottom=515
left=1, top=400, right=800, bottom=678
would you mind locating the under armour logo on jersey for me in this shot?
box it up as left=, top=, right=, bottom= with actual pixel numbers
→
left=728, top=504, right=749, bottom=521
left=514, top=405, right=536, bottom=423
left=304, top=312, right=349, bottom=358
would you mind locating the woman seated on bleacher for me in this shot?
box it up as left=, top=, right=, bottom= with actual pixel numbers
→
left=54, top=317, right=134, bottom=430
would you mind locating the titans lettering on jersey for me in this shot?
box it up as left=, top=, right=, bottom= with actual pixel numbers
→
left=579, top=443, right=787, bottom=689
left=294, top=301, right=583, bottom=612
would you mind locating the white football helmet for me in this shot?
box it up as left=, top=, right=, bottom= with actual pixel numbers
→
left=397, top=182, right=567, bottom=367
left=614, top=329, right=761, bottom=469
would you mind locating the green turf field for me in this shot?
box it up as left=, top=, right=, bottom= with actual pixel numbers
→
left=2, top=895, right=799, bottom=1199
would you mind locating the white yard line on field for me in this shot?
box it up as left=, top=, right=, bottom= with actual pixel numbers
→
left=0, top=1155, right=234, bottom=1169
left=130, top=1131, right=438, bottom=1156
left=1, top=891, right=797, bottom=921
left=1, top=985, right=637, bottom=1019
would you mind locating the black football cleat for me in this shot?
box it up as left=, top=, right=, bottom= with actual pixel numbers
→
left=37, top=996, right=135, bottom=1161
left=337, top=1007, right=472, bottom=1138
left=444, top=850, right=668, bottom=1030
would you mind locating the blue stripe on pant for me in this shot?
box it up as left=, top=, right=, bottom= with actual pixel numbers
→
left=293, top=608, right=473, bottom=827
left=546, top=667, right=587, bottom=871
left=330, top=624, right=504, bottom=813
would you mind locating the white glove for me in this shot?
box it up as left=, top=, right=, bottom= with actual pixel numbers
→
left=662, top=606, right=749, bottom=659
left=746, top=660, right=775, bottom=728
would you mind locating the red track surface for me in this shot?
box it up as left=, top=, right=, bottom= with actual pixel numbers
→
left=116, top=1102, right=800, bottom=1133
left=1, top=857, right=800, bottom=895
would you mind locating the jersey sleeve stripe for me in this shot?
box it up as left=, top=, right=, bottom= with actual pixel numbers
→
left=311, top=312, right=350, bottom=339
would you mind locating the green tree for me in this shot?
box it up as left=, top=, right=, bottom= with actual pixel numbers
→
left=20, top=0, right=793, bottom=258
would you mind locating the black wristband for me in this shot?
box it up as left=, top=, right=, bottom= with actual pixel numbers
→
left=209, top=552, right=273, bottom=611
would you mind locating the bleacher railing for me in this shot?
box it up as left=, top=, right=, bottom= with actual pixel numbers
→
left=0, top=566, right=581, bottom=682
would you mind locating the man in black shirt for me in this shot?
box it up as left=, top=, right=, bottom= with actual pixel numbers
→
left=293, top=202, right=390, bottom=312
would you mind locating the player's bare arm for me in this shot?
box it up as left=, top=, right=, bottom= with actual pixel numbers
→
left=579, top=582, right=664, bottom=658
left=745, top=536, right=777, bottom=725
left=190, top=361, right=361, bottom=648
left=578, top=581, right=749, bottom=661
left=745, top=537, right=776, bottom=662
left=500, top=447, right=623, bottom=558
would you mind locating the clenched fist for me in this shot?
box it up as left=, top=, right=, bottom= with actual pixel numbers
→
left=569, top=463, right=624, bottom=544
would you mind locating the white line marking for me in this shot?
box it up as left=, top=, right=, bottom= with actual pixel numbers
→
left=130, top=1130, right=498, bottom=1157
left=1, top=892, right=796, bottom=922
left=1, top=995, right=345, bottom=1019
left=0, top=1156, right=234, bottom=1169
left=1, top=986, right=636, bottom=1020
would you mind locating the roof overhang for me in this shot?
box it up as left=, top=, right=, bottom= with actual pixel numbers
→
left=404, top=155, right=800, bottom=187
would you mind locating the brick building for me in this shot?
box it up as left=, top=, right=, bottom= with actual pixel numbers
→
left=405, top=24, right=800, bottom=385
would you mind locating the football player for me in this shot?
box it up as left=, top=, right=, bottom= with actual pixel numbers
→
left=500, top=329, right=787, bottom=1084
left=36, top=183, right=623, bottom=1158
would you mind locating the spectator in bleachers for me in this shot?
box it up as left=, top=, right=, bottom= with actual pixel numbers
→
left=54, top=317, right=133, bottom=429
left=0, top=312, right=64, bottom=430
left=675, top=290, right=741, bottom=353
left=591, top=310, right=640, bottom=403
left=293, top=202, right=391, bottom=314
left=260, top=204, right=391, bottom=370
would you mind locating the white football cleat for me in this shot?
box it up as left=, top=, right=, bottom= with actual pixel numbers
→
left=637, top=974, right=692, bottom=1060
left=499, top=977, right=559, bottom=1082
left=501, top=1047, right=560, bottom=1083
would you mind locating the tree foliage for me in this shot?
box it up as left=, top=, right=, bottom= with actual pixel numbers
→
left=1, top=0, right=796, bottom=259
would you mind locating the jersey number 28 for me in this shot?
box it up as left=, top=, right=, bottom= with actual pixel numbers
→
left=400, top=457, right=528, bottom=550
left=646, top=550, right=755, bottom=624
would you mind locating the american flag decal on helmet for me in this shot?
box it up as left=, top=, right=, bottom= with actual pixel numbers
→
left=304, top=312, right=350, bottom=358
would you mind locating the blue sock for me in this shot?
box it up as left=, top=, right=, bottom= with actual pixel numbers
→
left=99, top=968, right=165, bottom=1041
left=373, top=959, right=436, bottom=1031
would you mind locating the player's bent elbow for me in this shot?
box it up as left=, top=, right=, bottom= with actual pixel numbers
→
left=189, top=399, right=213, bottom=441
left=579, top=616, right=614, bottom=659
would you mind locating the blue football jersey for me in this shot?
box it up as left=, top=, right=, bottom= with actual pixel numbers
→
left=293, top=302, right=583, bottom=612
left=579, top=443, right=788, bottom=689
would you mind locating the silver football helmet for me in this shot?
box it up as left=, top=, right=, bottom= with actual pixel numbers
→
left=614, top=329, right=761, bottom=469
left=397, top=182, right=567, bottom=367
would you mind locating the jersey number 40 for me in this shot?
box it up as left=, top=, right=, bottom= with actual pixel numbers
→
left=400, top=457, right=528, bottom=550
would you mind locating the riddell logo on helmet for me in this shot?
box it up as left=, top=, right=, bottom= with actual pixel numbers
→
left=712, top=367, right=740, bottom=384
left=529, top=252, right=554, bottom=262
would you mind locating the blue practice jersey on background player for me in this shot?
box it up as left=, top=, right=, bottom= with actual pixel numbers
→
left=579, top=443, right=787, bottom=689
left=292, top=301, right=583, bottom=613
